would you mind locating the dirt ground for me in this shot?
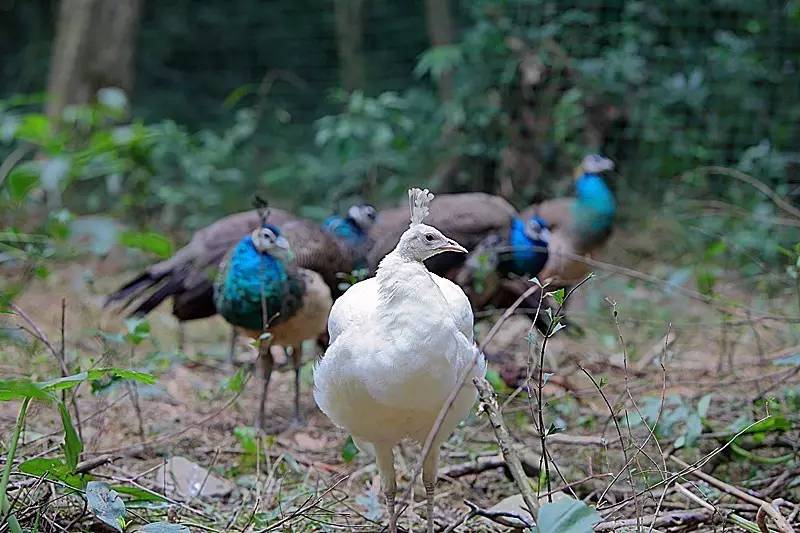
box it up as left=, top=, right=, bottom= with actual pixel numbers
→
left=2, top=237, right=800, bottom=531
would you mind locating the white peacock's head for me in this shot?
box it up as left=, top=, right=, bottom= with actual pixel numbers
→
left=397, top=223, right=467, bottom=262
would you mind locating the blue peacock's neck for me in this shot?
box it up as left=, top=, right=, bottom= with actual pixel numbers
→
left=501, top=218, right=549, bottom=277
left=214, top=237, right=301, bottom=332
left=573, top=173, right=616, bottom=236
left=323, top=216, right=366, bottom=248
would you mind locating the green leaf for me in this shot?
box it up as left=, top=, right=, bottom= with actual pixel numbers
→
left=736, top=415, right=790, bottom=435
left=0, top=379, right=55, bottom=402
left=58, top=401, right=82, bottom=471
left=119, top=231, right=174, bottom=259
left=18, top=457, right=86, bottom=489
left=140, top=523, right=191, bottom=533
left=414, top=45, right=463, bottom=80
left=38, top=368, right=156, bottom=392
left=683, top=412, right=703, bottom=447
left=86, top=481, right=126, bottom=532
left=697, top=394, right=713, bottom=418
left=551, top=288, right=565, bottom=305
left=485, top=368, right=509, bottom=393
left=15, top=113, right=51, bottom=143
left=341, top=435, right=359, bottom=463
left=111, top=485, right=167, bottom=502
left=124, top=318, right=152, bottom=345
left=223, top=367, right=248, bottom=394
left=233, top=426, right=258, bottom=455
left=6, top=162, right=40, bottom=202
left=695, top=269, right=716, bottom=296
left=535, top=496, right=601, bottom=533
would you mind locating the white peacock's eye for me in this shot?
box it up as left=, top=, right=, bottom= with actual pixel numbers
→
left=425, top=233, right=435, bottom=242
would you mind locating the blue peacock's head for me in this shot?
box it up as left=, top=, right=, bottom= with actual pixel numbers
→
left=347, top=203, right=378, bottom=232
left=250, top=224, right=291, bottom=256
left=579, top=154, right=615, bottom=176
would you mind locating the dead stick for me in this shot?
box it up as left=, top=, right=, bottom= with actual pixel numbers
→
left=671, top=456, right=795, bottom=533
left=474, top=376, right=538, bottom=515
left=594, top=508, right=713, bottom=531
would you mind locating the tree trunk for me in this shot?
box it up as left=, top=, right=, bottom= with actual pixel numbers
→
left=424, top=0, right=455, bottom=101
left=333, top=0, right=366, bottom=91
left=46, top=0, right=143, bottom=121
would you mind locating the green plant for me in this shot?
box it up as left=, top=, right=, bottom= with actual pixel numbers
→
left=0, top=369, right=155, bottom=528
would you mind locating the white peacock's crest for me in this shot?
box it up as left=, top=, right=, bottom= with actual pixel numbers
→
left=408, top=187, right=434, bottom=226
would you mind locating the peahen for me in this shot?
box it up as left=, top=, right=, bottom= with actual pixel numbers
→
left=314, top=188, right=486, bottom=533
left=214, top=215, right=332, bottom=428
left=521, top=153, right=616, bottom=286
left=105, top=203, right=376, bottom=357
left=366, top=192, right=550, bottom=309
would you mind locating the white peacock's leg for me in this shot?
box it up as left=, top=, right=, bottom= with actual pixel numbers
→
left=291, top=344, right=304, bottom=423
left=255, top=337, right=273, bottom=430
left=422, top=445, right=440, bottom=533
left=375, top=444, right=398, bottom=533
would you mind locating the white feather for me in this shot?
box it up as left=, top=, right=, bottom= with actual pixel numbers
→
left=315, top=231, right=485, bottom=451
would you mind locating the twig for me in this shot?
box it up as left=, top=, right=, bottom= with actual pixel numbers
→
left=255, top=475, right=349, bottom=532
left=594, top=508, right=714, bottom=531
left=473, top=376, right=538, bottom=515
left=439, top=451, right=541, bottom=480
left=674, top=482, right=763, bottom=532
left=671, top=456, right=795, bottom=532
left=579, top=365, right=636, bottom=508
left=682, top=166, right=800, bottom=220
left=0, top=145, right=33, bottom=188
left=536, top=276, right=594, bottom=500
left=634, top=330, right=677, bottom=371
left=463, top=499, right=533, bottom=528
left=74, top=454, right=116, bottom=474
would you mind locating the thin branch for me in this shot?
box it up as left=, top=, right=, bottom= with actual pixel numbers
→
left=474, top=376, right=539, bottom=515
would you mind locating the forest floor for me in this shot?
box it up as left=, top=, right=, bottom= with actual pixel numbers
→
left=2, top=229, right=800, bottom=532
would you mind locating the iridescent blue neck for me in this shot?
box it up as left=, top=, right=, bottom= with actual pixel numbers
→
left=573, top=173, right=615, bottom=235
left=323, top=215, right=366, bottom=247
left=214, top=236, right=291, bottom=331
left=501, top=218, right=549, bottom=277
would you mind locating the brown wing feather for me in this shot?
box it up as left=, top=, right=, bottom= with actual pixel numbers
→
left=107, top=208, right=298, bottom=318
left=520, top=197, right=574, bottom=232
left=367, top=192, right=518, bottom=270
left=280, top=220, right=354, bottom=296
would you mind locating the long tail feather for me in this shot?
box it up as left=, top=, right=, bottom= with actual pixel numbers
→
left=104, top=271, right=166, bottom=309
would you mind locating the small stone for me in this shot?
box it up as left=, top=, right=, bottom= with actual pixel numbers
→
left=154, top=456, right=234, bottom=500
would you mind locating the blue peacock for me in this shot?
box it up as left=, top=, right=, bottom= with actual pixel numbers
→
left=214, top=215, right=333, bottom=429
left=523, top=153, right=616, bottom=284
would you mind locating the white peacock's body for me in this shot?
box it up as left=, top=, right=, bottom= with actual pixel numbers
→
left=314, top=252, right=485, bottom=452
left=313, top=187, right=486, bottom=533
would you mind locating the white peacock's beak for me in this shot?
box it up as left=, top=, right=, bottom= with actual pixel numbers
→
left=440, top=239, right=468, bottom=254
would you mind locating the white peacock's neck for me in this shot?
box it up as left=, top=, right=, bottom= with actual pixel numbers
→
left=375, top=250, right=440, bottom=309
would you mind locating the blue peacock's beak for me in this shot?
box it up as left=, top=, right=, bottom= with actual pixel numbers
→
left=274, top=235, right=291, bottom=251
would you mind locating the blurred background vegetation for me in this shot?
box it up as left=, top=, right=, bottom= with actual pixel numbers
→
left=2, top=0, right=800, bottom=298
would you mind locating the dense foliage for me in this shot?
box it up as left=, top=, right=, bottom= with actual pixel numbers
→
left=1, top=0, right=799, bottom=299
